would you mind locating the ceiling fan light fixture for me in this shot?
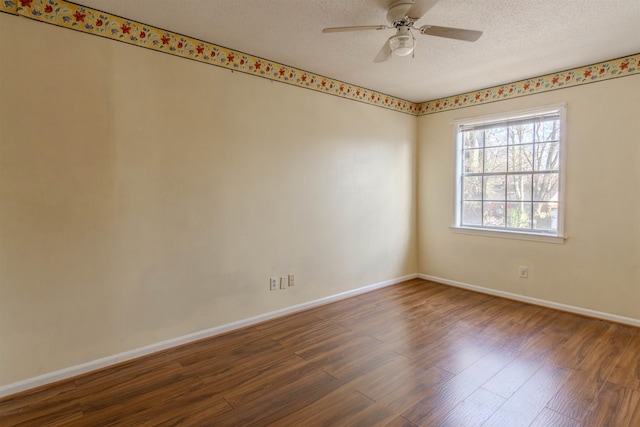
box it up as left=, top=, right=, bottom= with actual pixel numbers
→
left=389, top=33, right=414, bottom=56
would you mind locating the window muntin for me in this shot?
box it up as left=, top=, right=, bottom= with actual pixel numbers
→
left=454, top=106, right=565, bottom=238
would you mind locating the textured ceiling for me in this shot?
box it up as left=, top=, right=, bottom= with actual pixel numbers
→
left=74, top=0, right=639, bottom=103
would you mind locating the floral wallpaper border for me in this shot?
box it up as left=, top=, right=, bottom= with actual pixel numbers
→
left=415, top=54, right=640, bottom=115
left=2, top=0, right=416, bottom=114
left=2, top=0, right=639, bottom=116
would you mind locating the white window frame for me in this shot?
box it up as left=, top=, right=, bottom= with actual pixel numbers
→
left=451, top=104, right=567, bottom=244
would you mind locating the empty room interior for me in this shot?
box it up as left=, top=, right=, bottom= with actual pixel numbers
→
left=1, top=0, right=639, bottom=425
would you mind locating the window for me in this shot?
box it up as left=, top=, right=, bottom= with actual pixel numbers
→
left=453, top=105, right=566, bottom=243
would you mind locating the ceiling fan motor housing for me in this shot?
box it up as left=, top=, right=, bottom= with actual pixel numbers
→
left=386, top=1, right=415, bottom=24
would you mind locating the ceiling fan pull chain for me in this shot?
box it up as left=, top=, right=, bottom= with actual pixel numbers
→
left=412, top=30, right=416, bottom=58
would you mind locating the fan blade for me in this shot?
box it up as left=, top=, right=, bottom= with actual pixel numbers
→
left=419, top=25, right=482, bottom=41
left=322, top=25, right=388, bottom=33
left=373, top=38, right=392, bottom=63
left=407, top=0, right=441, bottom=20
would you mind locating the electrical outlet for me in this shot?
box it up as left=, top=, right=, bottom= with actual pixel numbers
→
left=519, top=266, right=529, bottom=279
left=280, top=276, right=288, bottom=289
left=288, top=274, right=295, bottom=287
left=270, top=277, right=278, bottom=290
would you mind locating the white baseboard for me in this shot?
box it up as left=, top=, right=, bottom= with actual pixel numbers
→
left=0, top=273, right=418, bottom=399
left=418, top=273, right=640, bottom=327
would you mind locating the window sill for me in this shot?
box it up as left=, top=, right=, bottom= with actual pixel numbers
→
left=450, top=226, right=566, bottom=244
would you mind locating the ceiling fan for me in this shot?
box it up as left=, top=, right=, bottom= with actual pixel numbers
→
left=322, top=0, right=482, bottom=62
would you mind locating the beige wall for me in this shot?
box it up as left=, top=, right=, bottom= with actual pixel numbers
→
left=0, top=15, right=417, bottom=385
left=418, top=74, right=640, bottom=320
left=2, top=11, right=638, bottom=389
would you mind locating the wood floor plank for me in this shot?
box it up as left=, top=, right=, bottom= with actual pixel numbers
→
left=212, top=355, right=318, bottom=408
left=374, top=281, right=451, bottom=311
left=72, top=376, right=205, bottom=426
left=455, top=295, right=515, bottom=327
left=373, top=315, right=462, bottom=349
left=73, top=361, right=187, bottom=410
left=173, top=332, right=280, bottom=369
left=353, top=357, right=454, bottom=414
left=481, top=364, right=573, bottom=427
left=2, top=409, right=84, bottom=427
left=582, top=381, right=640, bottom=427
left=295, top=332, right=397, bottom=380
left=529, top=408, right=580, bottom=427
left=471, top=302, right=550, bottom=345
left=253, top=310, right=324, bottom=331
left=401, top=350, right=516, bottom=426
left=197, top=348, right=304, bottom=389
left=183, top=340, right=293, bottom=386
left=304, top=295, right=380, bottom=322
left=0, top=382, right=82, bottom=427
left=383, top=416, right=420, bottom=427
left=434, top=336, right=495, bottom=375
left=1, top=278, right=638, bottom=426
left=481, top=354, right=543, bottom=399
left=544, top=310, right=594, bottom=337
left=205, top=368, right=343, bottom=426
left=258, top=313, right=332, bottom=343
left=608, top=328, right=640, bottom=392
left=516, top=329, right=572, bottom=361
left=433, top=387, right=505, bottom=427
left=544, top=318, right=614, bottom=370
left=393, top=325, right=496, bottom=375
left=545, top=323, right=633, bottom=421
left=276, top=387, right=378, bottom=426
left=0, top=381, right=77, bottom=415
left=114, top=388, right=232, bottom=426
left=340, top=310, right=427, bottom=344
left=410, top=289, right=496, bottom=328
left=272, top=322, right=354, bottom=352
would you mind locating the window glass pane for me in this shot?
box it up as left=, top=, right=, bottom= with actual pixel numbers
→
left=455, top=107, right=562, bottom=237
left=507, top=175, right=532, bottom=201
left=508, top=145, right=533, bottom=172
left=534, top=142, right=559, bottom=171
left=533, top=202, right=558, bottom=231
left=536, top=119, right=560, bottom=142
left=485, top=127, right=507, bottom=147
left=484, top=175, right=505, bottom=201
left=483, top=202, right=505, bottom=227
left=462, top=201, right=482, bottom=226
left=484, top=147, right=507, bottom=172
left=508, top=123, right=534, bottom=145
left=463, top=176, right=483, bottom=200
left=533, top=173, right=559, bottom=201
left=507, top=202, right=532, bottom=229
left=463, top=149, right=483, bottom=173
left=463, top=130, right=484, bottom=149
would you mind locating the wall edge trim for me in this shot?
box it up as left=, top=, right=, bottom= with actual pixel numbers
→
left=6, top=0, right=416, bottom=115
left=0, top=0, right=17, bottom=14
left=3, top=2, right=638, bottom=116
left=0, top=273, right=418, bottom=399
left=415, top=55, right=640, bottom=116
left=418, top=273, right=640, bottom=327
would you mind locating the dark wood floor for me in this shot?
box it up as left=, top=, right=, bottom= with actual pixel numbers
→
left=1, top=279, right=639, bottom=426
